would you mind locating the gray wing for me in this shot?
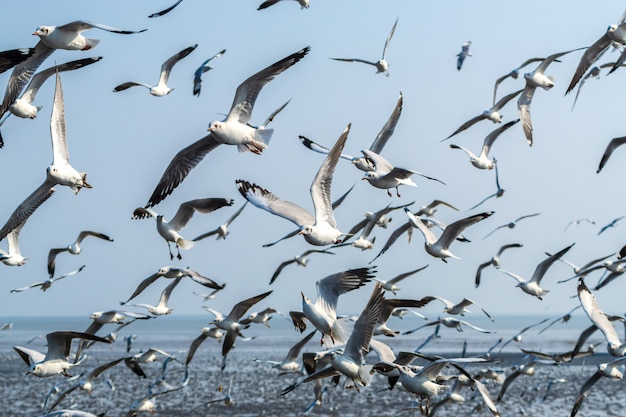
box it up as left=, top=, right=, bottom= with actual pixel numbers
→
left=578, top=278, right=621, bottom=347
left=438, top=212, right=494, bottom=248
left=331, top=57, right=378, bottom=67
left=0, top=48, right=34, bottom=75
left=50, top=72, right=69, bottom=165
left=492, top=88, right=524, bottom=112
left=169, top=198, right=233, bottom=230
left=227, top=46, right=309, bottom=124
left=344, top=283, right=384, bottom=363
left=370, top=221, right=412, bottom=263
left=530, top=243, right=575, bottom=285
left=297, top=134, right=354, bottom=160
left=21, top=57, right=102, bottom=104
left=285, top=330, right=317, bottom=362
left=517, top=84, right=536, bottom=146
left=187, top=270, right=225, bottom=290
left=270, top=259, right=298, bottom=285
left=570, top=371, right=603, bottom=417
left=123, top=272, right=161, bottom=304
left=481, top=119, right=520, bottom=155
left=310, top=125, right=350, bottom=229
left=386, top=264, right=429, bottom=285
left=76, top=230, right=113, bottom=244
left=369, top=91, right=402, bottom=154
left=145, top=134, right=221, bottom=208
left=236, top=179, right=314, bottom=227
left=224, top=290, right=273, bottom=323
left=566, top=34, right=612, bottom=94
left=58, top=20, right=147, bottom=35
left=381, top=18, right=398, bottom=60
left=316, top=267, right=375, bottom=317
left=47, top=247, right=68, bottom=277
left=185, top=331, right=210, bottom=365
left=148, top=0, right=184, bottom=17
left=597, top=136, right=626, bottom=173
left=158, top=44, right=197, bottom=86
left=0, top=180, right=55, bottom=241
left=45, top=331, right=110, bottom=361
left=113, top=81, right=153, bottom=92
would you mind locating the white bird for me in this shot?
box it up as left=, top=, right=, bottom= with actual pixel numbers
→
left=571, top=62, right=626, bottom=110
left=132, top=198, right=233, bottom=260
left=566, top=8, right=626, bottom=94
left=403, top=317, right=493, bottom=335
left=578, top=277, right=626, bottom=356
left=298, top=91, right=403, bottom=172
left=237, top=124, right=351, bottom=246
left=449, top=119, right=519, bottom=170
left=475, top=243, right=524, bottom=287
left=290, top=266, right=375, bottom=346
left=269, top=249, right=335, bottom=285
left=332, top=18, right=398, bottom=76
left=207, top=46, right=309, bottom=154
left=492, top=56, right=559, bottom=105
left=253, top=330, right=317, bottom=374
left=468, top=158, right=506, bottom=210
left=0, top=222, right=27, bottom=266
left=570, top=355, right=626, bottom=417
left=404, top=208, right=494, bottom=261
left=10, top=265, right=85, bottom=293
left=456, top=41, right=472, bottom=70
left=113, top=44, right=197, bottom=96
left=33, top=20, right=146, bottom=51
left=47, top=230, right=113, bottom=277
left=442, top=89, right=523, bottom=141
left=498, top=318, right=550, bottom=353
left=495, top=243, right=575, bottom=300
left=597, top=136, right=626, bottom=173
left=185, top=327, right=225, bottom=365
left=4, top=57, right=101, bottom=121
left=125, top=276, right=183, bottom=316
left=430, top=296, right=494, bottom=321
left=143, top=48, right=308, bottom=208
left=518, top=48, right=583, bottom=146
left=563, top=217, right=597, bottom=231
left=148, top=0, right=184, bottom=18
left=257, top=0, right=310, bottom=10
left=123, top=265, right=225, bottom=304
left=193, top=48, right=226, bottom=96
left=207, top=290, right=273, bottom=369
left=374, top=264, right=429, bottom=295
left=13, top=331, right=111, bottom=377
left=193, top=201, right=247, bottom=242
left=362, top=149, right=444, bottom=197
left=0, top=71, right=90, bottom=241
left=482, top=212, right=541, bottom=239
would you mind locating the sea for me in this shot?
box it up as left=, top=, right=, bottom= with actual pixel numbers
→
left=0, top=314, right=623, bottom=417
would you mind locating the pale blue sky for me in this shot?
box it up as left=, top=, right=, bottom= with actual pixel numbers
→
left=1, top=0, right=625, bottom=330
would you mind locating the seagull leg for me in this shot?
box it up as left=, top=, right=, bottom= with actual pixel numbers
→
left=387, top=189, right=393, bottom=197
left=176, top=246, right=182, bottom=260
left=396, top=187, right=401, bottom=197
left=167, top=243, right=175, bottom=260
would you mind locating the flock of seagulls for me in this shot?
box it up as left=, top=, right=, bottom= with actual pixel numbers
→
left=3, top=2, right=626, bottom=417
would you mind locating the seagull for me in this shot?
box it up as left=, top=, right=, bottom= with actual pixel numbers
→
left=571, top=62, right=626, bottom=110
left=498, top=318, right=550, bottom=353
left=185, top=326, right=224, bottom=365
left=404, top=208, right=494, bottom=261
left=494, top=243, right=575, bottom=299
left=430, top=296, right=494, bottom=321
left=125, top=276, right=182, bottom=316
left=518, top=48, right=583, bottom=146
left=0, top=222, right=27, bottom=266
left=578, top=277, right=626, bottom=356
left=148, top=0, right=184, bottom=17
left=475, top=243, right=523, bottom=288
left=47, top=230, right=113, bottom=277
left=257, top=0, right=310, bottom=10
left=334, top=203, right=407, bottom=250
left=563, top=217, right=596, bottom=231
left=283, top=283, right=385, bottom=394
left=237, top=124, right=351, bottom=246
left=492, top=56, right=561, bottom=105
left=362, top=149, right=445, bottom=197
left=496, top=360, right=539, bottom=402
left=33, top=20, right=146, bottom=51
left=3, top=57, right=101, bottom=121
left=598, top=215, right=625, bottom=235
left=570, top=355, right=626, bottom=417
left=332, top=17, right=397, bottom=76
left=0, top=71, right=90, bottom=241
left=375, top=296, right=435, bottom=337
left=298, top=91, right=403, bottom=172
left=373, top=264, right=429, bottom=295
left=113, top=44, right=197, bottom=96
left=84, top=310, right=152, bottom=337
left=193, top=48, right=226, bottom=96
left=597, top=136, right=626, bottom=173
left=403, top=317, right=492, bottom=335
left=468, top=158, right=505, bottom=210
left=449, top=119, right=519, bottom=170
left=240, top=307, right=282, bottom=327
left=122, top=265, right=225, bottom=304
left=13, top=331, right=111, bottom=377
left=289, top=266, right=375, bottom=346
left=442, top=89, right=523, bottom=141
left=269, top=249, right=335, bottom=285
left=143, top=47, right=309, bottom=208
left=207, top=290, right=273, bottom=369
left=10, top=265, right=85, bottom=293
left=456, top=41, right=472, bottom=70
left=538, top=305, right=582, bottom=334
left=566, top=8, right=626, bottom=94
left=482, top=212, right=541, bottom=239
left=192, top=201, right=247, bottom=242
left=132, top=198, right=234, bottom=259
left=253, top=330, right=317, bottom=374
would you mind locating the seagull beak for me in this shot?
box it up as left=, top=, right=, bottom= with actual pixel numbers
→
left=300, top=292, right=305, bottom=299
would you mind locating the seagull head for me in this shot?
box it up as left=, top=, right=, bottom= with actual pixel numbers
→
left=298, top=225, right=313, bottom=236
left=33, top=26, right=52, bottom=37
left=208, top=121, right=221, bottom=132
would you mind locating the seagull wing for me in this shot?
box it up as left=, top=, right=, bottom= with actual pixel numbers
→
left=381, top=18, right=398, bottom=60
left=566, top=34, right=612, bottom=95
left=145, top=133, right=221, bottom=208
left=438, top=211, right=494, bottom=249
left=369, top=91, right=402, bottom=154
left=169, top=198, right=233, bottom=230
left=58, top=20, right=147, bottom=35
left=530, top=243, right=575, bottom=285
left=47, top=247, right=68, bottom=277
left=578, top=278, right=622, bottom=348
left=570, top=371, right=603, bottom=417
left=227, top=46, right=309, bottom=124
left=316, top=267, right=375, bottom=317
left=442, top=114, right=485, bottom=142
left=159, top=44, right=196, bottom=87
left=224, top=290, right=273, bottom=323
left=597, top=136, right=626, bottom=173
left=148, top=0, right=184, bottom=18
left=270, top=259, right=297, bottom=285
left=193, top=49, right=226, bottom=97
left=123, top=272, right=161, bottom=303
left=50, top=72, right=69, bottom=165
left=344, top=283, right=384, bottom=363
left=517, top=84, right=537, bottom=146
left=0, top=180, right=55, bottom=241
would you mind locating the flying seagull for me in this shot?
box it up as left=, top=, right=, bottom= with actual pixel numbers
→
left=193, top=48, right=226, bottom=97
left=148, top=0, right=184, bottom=17
left=47, top=230, right=113, bottom=277
left=456, top=41, right=472, bottom=70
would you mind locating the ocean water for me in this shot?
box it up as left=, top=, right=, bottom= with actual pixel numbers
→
left=0, top=314, right=624, bottom=417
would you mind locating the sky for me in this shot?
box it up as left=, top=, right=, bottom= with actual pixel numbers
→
left=1, top=0, right=626, bottom=330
